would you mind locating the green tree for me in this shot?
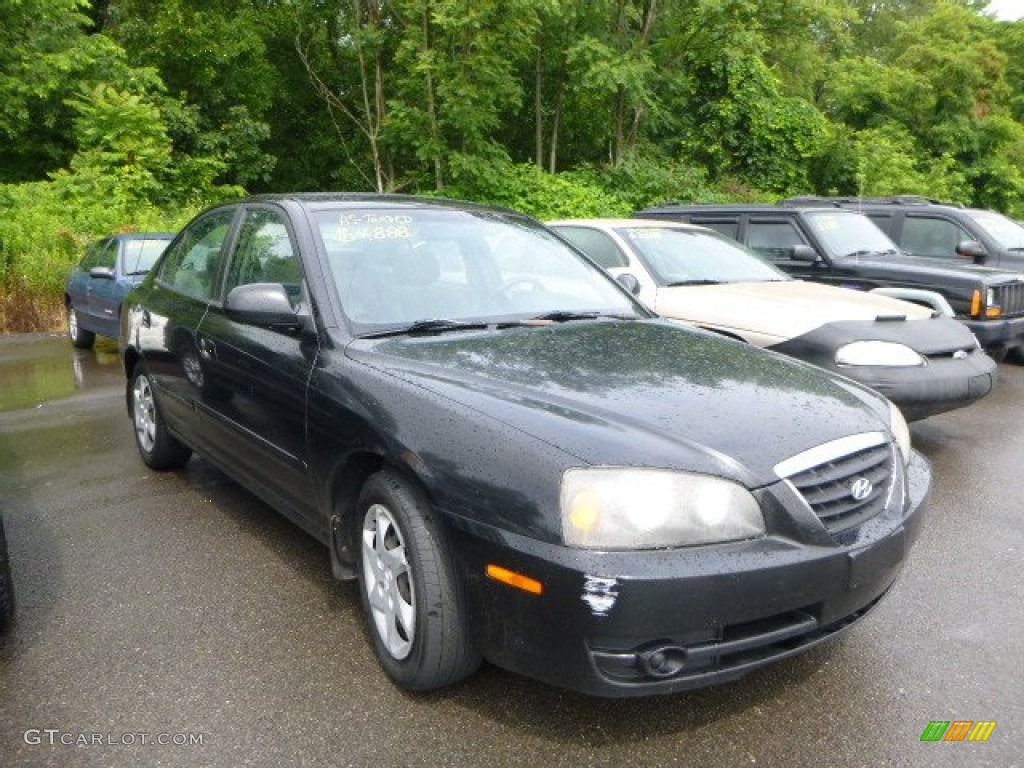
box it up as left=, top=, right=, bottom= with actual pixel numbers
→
left=107, top=0, right=279, bottom=187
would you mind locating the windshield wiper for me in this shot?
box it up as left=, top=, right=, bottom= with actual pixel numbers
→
left=528, top=310, right=602, bottom=322
left=843, top=248, right=898, bottom=259
left=526, top=310, right=640, bottom=323
left=361, top=319, right=488, bottom=338
left=665, top=279, right=721, bottom=286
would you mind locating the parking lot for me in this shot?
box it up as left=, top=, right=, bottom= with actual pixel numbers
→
left=1, top=333, right=1021, bottom=767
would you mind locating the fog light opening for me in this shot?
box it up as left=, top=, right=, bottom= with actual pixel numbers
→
left=639, top=645, right=688, bottom=678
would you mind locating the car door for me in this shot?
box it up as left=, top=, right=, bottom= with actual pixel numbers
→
left=193, top=205, right=319, bottom=525
left=745, top=218, right=822, bottom=276
left=899, top=215, right=974, bottom=262
left=141, top=208, right=238, bottom=437
left=68, top=240, right=103, bottom=330
left=86, top=238, right=122, bottom=338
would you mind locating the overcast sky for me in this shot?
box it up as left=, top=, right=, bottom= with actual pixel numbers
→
left=986, top=0, right=1024, bottom=21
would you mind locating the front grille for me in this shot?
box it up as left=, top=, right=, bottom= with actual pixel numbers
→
left=776, top=435, right=894, bottom=534
left=993, top=281, right=1024, bottom=318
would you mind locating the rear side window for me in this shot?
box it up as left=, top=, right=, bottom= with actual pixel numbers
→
left=747, top=220, right=806, bottom=260
left=159, top=210, right=236, bottom=300
left=555, top=227, right=629, bottom=269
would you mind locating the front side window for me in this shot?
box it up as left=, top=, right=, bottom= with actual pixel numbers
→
left=94, top=240, right=118, bottom=270
left=555, top=227, right=629, bottom=269
left=747, top=220, right=807, bottom=261
left=901, top=217, right=970, bottom=258
left=224, top=209, right=302, bottom=303
left=159, top=210, right=236, bottom=300
left=78, top=240, right=108, bottom=271
left=312, top=208, right=643, bottom=330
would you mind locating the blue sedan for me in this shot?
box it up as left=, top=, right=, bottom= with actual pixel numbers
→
left=65, top=233, right=174, bottom=348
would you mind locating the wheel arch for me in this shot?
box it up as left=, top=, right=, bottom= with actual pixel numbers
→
left=327, top=451, right=434, bottom=580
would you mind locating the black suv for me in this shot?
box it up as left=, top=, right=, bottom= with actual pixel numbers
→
left=636, top=203, right=1024, bottom=361
left=783, top=196, right=1024, bottom=270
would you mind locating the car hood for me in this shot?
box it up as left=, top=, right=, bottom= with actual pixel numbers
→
left=653, top=280, right=931, bottom=342
left=848, top=252, right=1021, bottom=286
left=347, top=320, right=890, bottom=488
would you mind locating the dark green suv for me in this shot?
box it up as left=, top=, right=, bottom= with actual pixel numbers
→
left=782, top=196, right=1024, bottom=271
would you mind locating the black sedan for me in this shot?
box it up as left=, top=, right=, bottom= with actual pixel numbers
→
left=119, top=194, right=930, bottom=697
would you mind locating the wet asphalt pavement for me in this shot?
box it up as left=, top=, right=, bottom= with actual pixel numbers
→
left=0, top=333, right=1021, bottom=768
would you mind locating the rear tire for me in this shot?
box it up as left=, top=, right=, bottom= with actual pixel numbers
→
left=68, top=305, right=95, bottom=350
left=356, top=469, right=480, bottom=691
left=130, top=363, right=192, bottom=470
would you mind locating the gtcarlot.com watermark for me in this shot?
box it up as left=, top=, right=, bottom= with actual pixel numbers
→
left=24, top=729, right=204, bottom=747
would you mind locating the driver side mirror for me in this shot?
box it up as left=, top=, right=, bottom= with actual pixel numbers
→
left=89, top=266, right=115, bottom=280
left=956, top=239, right=987, bottom=265
left=616, top=273, right=642, bottom=296
left=225, top=283, right=307, bottom=331
left=790, top=244, right=819, bottom=263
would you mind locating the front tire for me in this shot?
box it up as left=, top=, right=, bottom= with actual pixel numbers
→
left=0, top=516, right=14, bottom=632
left=356, top=470, right=480, bottom=691
left=68, top=305, right=95, bottom=350
left=130, top=363, right=192, bottom=470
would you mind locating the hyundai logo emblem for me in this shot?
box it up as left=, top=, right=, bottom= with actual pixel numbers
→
left=850, top=477, right=873, bottom=501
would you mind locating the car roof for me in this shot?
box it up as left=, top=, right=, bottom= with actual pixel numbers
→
left=238, top=192, right=524, bottom=217
left=548, top=217, right=708, bottom=231
left=640, top=203, right=861, bottom=215
left=114, top=232, right=176, bottom=240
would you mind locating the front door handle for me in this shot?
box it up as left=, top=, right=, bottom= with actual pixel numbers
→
left=198, top=335, right=217, bottom=360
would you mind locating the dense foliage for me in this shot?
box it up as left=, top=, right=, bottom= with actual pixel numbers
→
left=2, top=0, right=1023, bottom=330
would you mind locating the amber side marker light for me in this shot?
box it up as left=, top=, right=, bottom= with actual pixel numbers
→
left=487, top=564, right=544, bottom=595
left=971, top=289, right=982, bottom=317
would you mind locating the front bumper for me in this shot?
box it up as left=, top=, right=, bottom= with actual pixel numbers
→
left=965, top=315, right=1024, bottom=351
left=448, top=451, right=930, bottom=697
left=831, top=350, right=996, bottom=421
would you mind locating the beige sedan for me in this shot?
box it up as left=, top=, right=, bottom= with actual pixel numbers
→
left=548, top=218, right=996, bottom=420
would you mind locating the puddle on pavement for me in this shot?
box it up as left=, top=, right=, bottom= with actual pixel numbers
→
left=0, top=335, right=122, bottom=412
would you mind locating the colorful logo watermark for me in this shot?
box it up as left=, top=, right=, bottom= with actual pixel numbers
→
left=921, top=721, right=997, bottom=742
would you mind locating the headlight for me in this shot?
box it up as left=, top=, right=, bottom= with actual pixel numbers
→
left=889, top=401, right=911, bottom=467
left=560, top=468, right=765, bottom=549
left=835, top=341, right=925, bottom=367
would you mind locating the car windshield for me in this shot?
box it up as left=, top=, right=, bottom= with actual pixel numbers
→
left=124, top=238, right=172, bottom=274
left=311, top=207, right=644, bottom=332
left=966, top=209, right=1024, bottom=250
left=803, top=211, right=898, bottom=260
left=617, top=226, right=789, bottom=284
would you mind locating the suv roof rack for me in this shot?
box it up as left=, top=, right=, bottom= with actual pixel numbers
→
left=779, top=195, right=964, bottom=208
